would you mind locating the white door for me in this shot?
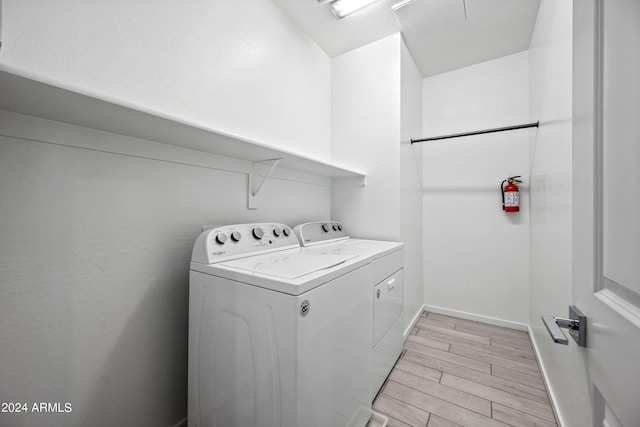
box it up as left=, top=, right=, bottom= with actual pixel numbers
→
left=573, top=0, right=640, bottom=425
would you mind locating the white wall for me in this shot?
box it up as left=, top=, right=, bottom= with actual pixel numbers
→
left=400, top=40, right=424, bottom=332
left=0, top=1, right=334, bottom=426
left=331, top=34, right=424, bottom=332
left=331, top=34, right=402, bottom=242
left=0, top=113, right=331, bottom=427
left=0, top=0, right=332, bottom=161
left=527, top=1, right=575, bottom=425
left=422, top=52, right=531, bottom=327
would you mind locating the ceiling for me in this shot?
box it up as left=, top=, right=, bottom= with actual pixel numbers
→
left=271, top=0, right=541, bottom=77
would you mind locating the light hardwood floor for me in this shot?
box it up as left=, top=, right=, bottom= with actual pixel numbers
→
left=371, top=311, right=557, bottom=427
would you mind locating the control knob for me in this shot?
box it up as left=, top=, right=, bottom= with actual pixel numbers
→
left=321, top=223, right=330, bottom=232
left=282, top=227, right=290, bottom=236
left=273, top=227, right=281, bottom=237
left=252, top=227, right=264, bottom=240
left=230, top=231, right=241, bottom=242
left=215, top=233, right=227, bottom=244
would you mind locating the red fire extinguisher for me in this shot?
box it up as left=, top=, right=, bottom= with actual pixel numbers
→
left=501, top=176, right=522, bottom=212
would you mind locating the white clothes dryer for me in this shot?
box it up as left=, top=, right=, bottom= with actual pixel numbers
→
left=188, top=223, right=374, bottom=427
left=293, top=221, right=405, bottom=400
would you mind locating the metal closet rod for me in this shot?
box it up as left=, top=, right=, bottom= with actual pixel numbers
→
left=410, top=121, right=539, bottom=144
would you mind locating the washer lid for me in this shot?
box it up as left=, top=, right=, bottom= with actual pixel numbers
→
left=220, top=250, right=358, bottom=280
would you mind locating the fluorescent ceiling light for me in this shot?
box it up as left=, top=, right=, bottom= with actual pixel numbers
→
left=330, top=0, right=385, bottom=19
left=391, top=0, right=415, bottom=11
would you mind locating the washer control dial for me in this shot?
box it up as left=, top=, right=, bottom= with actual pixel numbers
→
left=273, top=227, right=282, bottom=237
left=215, top=233, right=227, bottom=244
left=283, top=227, right=291, bottom=236
left=252, top=227, right=264, bottom=240
left=230, top=231, right=241, bottom=242
left=321, top=223, right=330, bottom=233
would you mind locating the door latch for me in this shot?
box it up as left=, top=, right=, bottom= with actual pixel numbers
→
left=541, top=305, right=587, bottom=347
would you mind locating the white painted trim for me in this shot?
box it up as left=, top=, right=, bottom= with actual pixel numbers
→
left=332, top=176, right=367, bottom=187
left=408, top=305, right=566, bottom=425
left=528, top=326, right=567, bottom=427
left=596, top=288, right=640, bottom=329
left=0, top=66, right=366, bottom=180
left=422, top=304, right=529, bottom=331
left=369, top=410, right=389, bottom=427
left=171, top=417, right=187, bottom=427
left=403, top=304, right=426, bottom=339
left=414, top=304, right=564, bottom=424
left=0, top=109, right=332, bottom=188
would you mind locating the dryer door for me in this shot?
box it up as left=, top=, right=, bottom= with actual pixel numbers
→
left=373, top=269, right=404, bottom=347
left=372, top=269, right=404, bottom=400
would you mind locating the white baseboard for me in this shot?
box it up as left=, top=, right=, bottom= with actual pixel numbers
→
left=407, top=305, right=564, bottom=425
left=423, top=304, right=529, bottom=331
left=527, top=326, right=566, bottom=427
left=172, top=417, right=187, bottom=427
left=404, top=305, right=427, bottom=339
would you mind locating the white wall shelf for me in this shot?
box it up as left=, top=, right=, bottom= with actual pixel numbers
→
left=0, top=66, right=366, bottom=181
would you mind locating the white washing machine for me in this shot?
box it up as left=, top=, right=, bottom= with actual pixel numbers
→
left=294, top=221, right=405, bottom=400
left=189, top=223, right=374, bottom=427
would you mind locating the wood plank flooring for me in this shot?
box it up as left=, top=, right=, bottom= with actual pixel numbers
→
left=371, top=311, right=557, bottom=427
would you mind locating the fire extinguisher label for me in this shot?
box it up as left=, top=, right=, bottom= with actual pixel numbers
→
left=505, top=192, right=519, bottom=206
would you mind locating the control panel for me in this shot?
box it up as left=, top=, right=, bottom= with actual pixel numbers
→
left=191, top=223, right=299, bottom=264
left=293, top=221, right=349, bottom=247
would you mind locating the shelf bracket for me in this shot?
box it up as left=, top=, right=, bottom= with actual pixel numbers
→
left=248, top=158, right=283, bottom=210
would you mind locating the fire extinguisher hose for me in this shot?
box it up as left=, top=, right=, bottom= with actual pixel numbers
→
left=501, top=179, right=508, bottom=211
